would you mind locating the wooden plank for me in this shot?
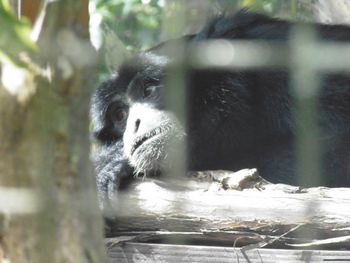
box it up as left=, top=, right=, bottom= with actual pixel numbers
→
left=105, top=228, right=350, bottom=250
left=108, top=242, right=350, bottom=263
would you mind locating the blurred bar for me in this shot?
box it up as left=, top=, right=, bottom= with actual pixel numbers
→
left=162, top=2, right=188, bottom=179
left=290, top=25, right=322, bottom=187
left=189, top=39, right=350, bottom=71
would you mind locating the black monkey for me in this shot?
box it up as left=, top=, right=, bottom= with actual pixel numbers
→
left=91, top=11, right=350, bottom=207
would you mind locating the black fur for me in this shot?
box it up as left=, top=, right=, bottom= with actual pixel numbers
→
left=91, top=11, right=350, bottom=206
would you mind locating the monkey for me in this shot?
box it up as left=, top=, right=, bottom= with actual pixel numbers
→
left=91, top=11, right=350, bottom=208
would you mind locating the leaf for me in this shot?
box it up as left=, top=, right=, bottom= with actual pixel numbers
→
left=0, top=0, right=37, bottom=67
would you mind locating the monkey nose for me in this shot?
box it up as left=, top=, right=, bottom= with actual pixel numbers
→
left=134, top=119, right=140, bottom=133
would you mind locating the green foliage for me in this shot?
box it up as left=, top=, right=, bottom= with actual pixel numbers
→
left=91, top=0, right=313, bottom=78
left=242, top=0, right=282, bottom=12
left=241, top=0, right=313, bottom=21
left=92, top=0, right=313, bottom=53
left=93, top=0, right=163, bottom=51
left=0, top=0, right=37, bottom=66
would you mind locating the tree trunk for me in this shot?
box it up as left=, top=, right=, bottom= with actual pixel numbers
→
left=0, top=0, right=106, bottom=262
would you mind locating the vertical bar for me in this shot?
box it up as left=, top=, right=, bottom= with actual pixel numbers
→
left=290, top=25, right=322, bottom=187
left=290, top=22, right=323, bottom=245
left=17, top=0, right=21, bottom=18
left=162, top=1, right=188, bottom=179
left=160, top=1, right=188, bottom=246
left=165, top=49, right=188, bottom=179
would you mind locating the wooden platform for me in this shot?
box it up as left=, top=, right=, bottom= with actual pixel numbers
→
left=108, top=242, right=350, bottom=263
left=104, top=170, right=350, bottom=262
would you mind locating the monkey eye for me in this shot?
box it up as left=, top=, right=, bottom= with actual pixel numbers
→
left=143, top=86, right=157, bottom=98
left=114, top=108, right=127, bottom=122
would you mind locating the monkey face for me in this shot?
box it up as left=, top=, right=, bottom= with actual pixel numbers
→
left=122, top=61, right=185, bottom=174
left=124, top=102, right=184, bottom=174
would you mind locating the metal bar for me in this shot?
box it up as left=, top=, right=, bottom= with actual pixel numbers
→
left=290, top=25, right=322, bottom=187
left=189, top=40, right=350, bottom=71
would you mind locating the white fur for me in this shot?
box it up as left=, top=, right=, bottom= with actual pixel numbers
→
left=123, top=103, right=185, bottom=174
